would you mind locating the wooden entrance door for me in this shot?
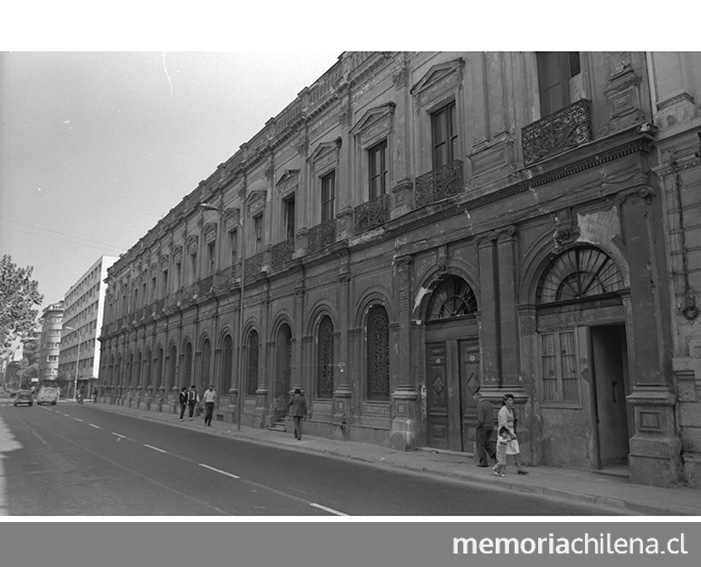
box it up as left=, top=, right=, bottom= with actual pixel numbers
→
left=274, top=325, right=291, bottom=423
left=426, top=337, right=480, bottom=452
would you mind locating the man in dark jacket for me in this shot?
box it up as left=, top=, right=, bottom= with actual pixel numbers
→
left=474, top=391, right=496, bottom=467
left=288, top=388, right=308, bottom=440
left=187, top=385, right=199, bottom=421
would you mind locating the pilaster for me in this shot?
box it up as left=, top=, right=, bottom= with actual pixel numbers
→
left=389, top=255, right=419, bottom=450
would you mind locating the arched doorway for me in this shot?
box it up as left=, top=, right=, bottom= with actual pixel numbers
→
left=273, top=324, right=292, bottom=422
left=200, top=339, right=211, bottom=395
left=536, top=245, right=630, bottom=471
left=424, top=275, right=480, bottom=452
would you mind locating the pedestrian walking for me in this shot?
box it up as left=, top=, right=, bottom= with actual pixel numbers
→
left=178, top=386, right=188, bottom=421
left=474, top=391, right=496, bottom=467
left=202, top=384, right=217, bottom=427
left=288, top=388, right=307, bottom=440
left=497, top=393, right=528, bottom=475
left=187, top=385, right=199, bottom=421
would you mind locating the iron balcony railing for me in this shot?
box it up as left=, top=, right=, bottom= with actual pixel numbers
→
left=354, top=193, right=390, bottom=234
left=415, top=160, right=464, bottom=208
left=521, top=98, right=592, bottom=166
left=271, top=238, right=295, bottom=269
left=308, top=219, right=337, bottom=254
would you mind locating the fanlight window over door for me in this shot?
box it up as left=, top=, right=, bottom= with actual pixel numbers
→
left=537, top=247, right=624, bottom=304
left=426, top=276, right=478, bottom=320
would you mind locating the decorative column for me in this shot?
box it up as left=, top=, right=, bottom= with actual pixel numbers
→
left=619, top=187, right=681, bottom=487
left=253, top=290, right=270, bottom=428
left=389, top=255, right=419, bottom=450
left=333, top=253, right=352, bottom=436
left=649, top=52, right=696, bottom=128
left=477, top=232, right=500, bottom=388
left=391, top=55, right=414, bottom=218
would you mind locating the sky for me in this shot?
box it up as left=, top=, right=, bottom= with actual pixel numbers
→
left=0, top=2, right=690, bottom=317
left=1, top=50, right=341, bottom=311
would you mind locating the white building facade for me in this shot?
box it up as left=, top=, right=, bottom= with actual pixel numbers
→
left=59, top=255, right=118, bottom=397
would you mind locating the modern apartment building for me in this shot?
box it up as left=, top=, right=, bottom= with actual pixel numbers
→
left=98, top=52, right=701, bottom=488
left=59, top=255, right=118, bottom=398
left=38, top=301, right=64, bottom=385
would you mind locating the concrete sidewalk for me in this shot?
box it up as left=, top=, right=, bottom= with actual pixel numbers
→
left=89, top=400, right=701, bottom=516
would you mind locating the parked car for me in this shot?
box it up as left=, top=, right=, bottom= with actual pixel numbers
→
left=36, top=386, right=59, bottom=405
left=13, top=390, right=33, bottom=407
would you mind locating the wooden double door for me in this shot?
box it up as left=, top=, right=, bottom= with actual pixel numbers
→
left=425, top=321, right=480, bottom=452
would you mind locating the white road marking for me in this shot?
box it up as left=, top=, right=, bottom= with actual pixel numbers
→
left=309, top=503, right=348, bottom=516
left=199, top=463, right=240, bottom=479
left=144, top=444, right=167, bottom=453
left=89, top=424, right=101, bottom=429
left=112, top=433, right=126, bottom=440
left=74, top=418, right=83, bottom=422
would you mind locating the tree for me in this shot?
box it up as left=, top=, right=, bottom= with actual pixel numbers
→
left=0, top=255, right=43, bottom=356
left=18, top=335, right=41, bottom=387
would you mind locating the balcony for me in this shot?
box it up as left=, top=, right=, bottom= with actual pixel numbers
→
left=415, top=160, right=463, bottom=208
left=271, top=238, right=295, bottom=269
left=521, top=99, right=592, bottom=166
left=197, top=275, right=214, bottom=296
left=354, top=194, right=389, bottom=234
left=244, top=251, right=264, bottom=283
left=308, top=219, right=337, bottom=254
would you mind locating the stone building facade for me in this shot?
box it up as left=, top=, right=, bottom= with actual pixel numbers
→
left=98, top=52, right=701, bottom=488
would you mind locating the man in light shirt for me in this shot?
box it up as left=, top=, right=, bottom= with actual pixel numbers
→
left=202, top=384, right=217, bottom=427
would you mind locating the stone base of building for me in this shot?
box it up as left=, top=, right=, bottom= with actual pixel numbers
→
left=628, top=386, right=682, bottom=487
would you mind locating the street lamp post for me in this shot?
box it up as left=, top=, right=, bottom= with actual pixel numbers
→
left=65, top=326, right=81, bottom=401
left=201, top=192, right=264, bottom=431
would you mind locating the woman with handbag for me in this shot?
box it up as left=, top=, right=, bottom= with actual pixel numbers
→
left=497, top=393, right=529, bottom=475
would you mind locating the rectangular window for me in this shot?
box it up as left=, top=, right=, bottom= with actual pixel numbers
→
left=537, top=52, right=581, bottom=116
left=176, top=262, right=182, bottom=289
left=284, top=196, right=296, bottom=240
left=321, top=171, right=336, bottom=222
left=162, top=270, right=169, bottom=296
left=540, top=330, right=580, bottom=404
left=254, top=215, right=263, bottom=254
left=228, top=229, right=237, bottom=266
left=208, top=241, right=216, bottom=275
left=431, top=101, right=457, bottom=169
left=190, top=254, right=197, bottom=283
left=368, top=140, right=388, bottom=200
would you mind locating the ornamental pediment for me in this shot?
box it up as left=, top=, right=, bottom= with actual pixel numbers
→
left=276, top=169, right=300, bottom=196
left=203, top=222, right=217, bottom=243
left=350, top=102, right=395, bottom=147
left=186, top=235, right=199, bottom=255
left=411, top=58, right=464, bottom=106
left=308, top=140, right=340, bottom=173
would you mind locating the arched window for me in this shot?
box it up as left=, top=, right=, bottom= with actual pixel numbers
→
left=247, top=330, right=259, bottom=396
left=155, top=347, right=163, bottom=390
left=168, top=345, right=177, bottom=391
left=222, top=335, right=233, bottom=393
left=145, top=350, right=152, bottom=386
left=201, top=339, right=211, bottom=391
left=183, top=342, right=193, bottom=387
left=537, top=247, right=623, bottom=304
left=367, top=305, right=390, bottom=401
left=426, top=275, right=477, bottom=320
left=317, top=316, right=334, bottom=398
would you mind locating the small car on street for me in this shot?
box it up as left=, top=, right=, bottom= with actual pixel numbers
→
left=36, top=386, right=59, bottom=405
left=13, top=390, right=33, bottom=407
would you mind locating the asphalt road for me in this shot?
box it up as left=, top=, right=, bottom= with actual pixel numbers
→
left=0, top=400, right=617, bottom=516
